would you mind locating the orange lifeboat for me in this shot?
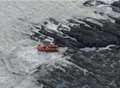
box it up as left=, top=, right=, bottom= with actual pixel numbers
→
left=37, top=44, right=58, bottom=52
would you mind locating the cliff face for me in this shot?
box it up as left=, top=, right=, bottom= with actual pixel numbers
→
left=0, top=0, right=120, bottom=88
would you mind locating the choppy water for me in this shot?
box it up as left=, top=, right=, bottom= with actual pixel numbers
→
left=0, top=0, right=120, bottom=88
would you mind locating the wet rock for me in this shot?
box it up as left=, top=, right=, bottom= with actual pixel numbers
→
left=111, top=0, right=120, bottom=8
left=83, top=0, right=106, bottom=7
left=33, top=47, right=120, bottom=88
left=29, top=15, right=120, bottom=88
left=31, top=17, right=120, bottom=48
